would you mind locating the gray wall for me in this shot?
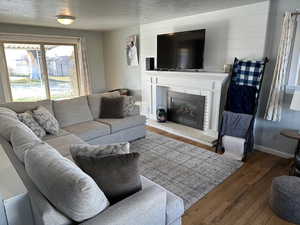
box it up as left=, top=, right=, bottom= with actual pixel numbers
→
left=0, top=23, right=106, bottom=97
left=103, top=26, right=141, bottom=98
left=255, top=0, right=300, bottom=155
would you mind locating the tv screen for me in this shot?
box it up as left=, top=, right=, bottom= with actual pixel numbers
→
left=157, top=29, right=205, bottom=70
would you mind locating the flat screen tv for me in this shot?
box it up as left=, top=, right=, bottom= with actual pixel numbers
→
left=157, top=29, right=205, bottom=70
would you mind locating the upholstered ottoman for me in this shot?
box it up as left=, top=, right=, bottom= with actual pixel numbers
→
left=269, top=176, right=300, bottom=224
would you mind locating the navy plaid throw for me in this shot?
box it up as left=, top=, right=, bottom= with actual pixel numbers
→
left=233, top=60, right=265, bottom=90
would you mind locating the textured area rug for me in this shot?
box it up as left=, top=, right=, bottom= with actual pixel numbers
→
left=130, top=131, right=243, bottom=209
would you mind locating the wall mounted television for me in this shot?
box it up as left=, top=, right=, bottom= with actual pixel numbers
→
left=157, top=29, right=205, bottom=70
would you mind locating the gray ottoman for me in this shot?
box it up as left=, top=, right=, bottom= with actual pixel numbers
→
left=270, top=176, right=300, bottom=224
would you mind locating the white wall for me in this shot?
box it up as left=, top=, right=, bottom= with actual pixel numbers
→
left=0, top=23, right=106, bottom=100
left=103, top=26, right=141, bottom=98
left=140, top=1, right=270, bottom=72
left=140, top=1, right=269, bottom=114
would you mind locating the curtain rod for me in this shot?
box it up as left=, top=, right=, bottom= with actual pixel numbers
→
left=292, top=12, right=300, bottom=16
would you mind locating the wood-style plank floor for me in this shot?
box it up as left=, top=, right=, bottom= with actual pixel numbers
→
left=147, top=126, right=294, bottom=225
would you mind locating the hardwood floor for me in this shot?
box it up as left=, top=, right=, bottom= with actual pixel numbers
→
left=147, top=126, right=294, bottom=225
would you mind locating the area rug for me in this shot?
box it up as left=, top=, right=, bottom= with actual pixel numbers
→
left=130, top=131, right=243, bottom=209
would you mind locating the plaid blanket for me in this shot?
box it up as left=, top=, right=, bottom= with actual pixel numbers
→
left=233, top=59, right=265, bottom=90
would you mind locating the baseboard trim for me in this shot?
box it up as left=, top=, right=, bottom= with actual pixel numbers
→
left=254, top=144, right=293, bottom=159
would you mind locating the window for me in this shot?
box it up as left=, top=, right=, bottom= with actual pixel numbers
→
left=0, top=38, right=83, bottom=102
left=4, top=43, right=47, bottom=101
left=44, top=45, right=79, bottom=100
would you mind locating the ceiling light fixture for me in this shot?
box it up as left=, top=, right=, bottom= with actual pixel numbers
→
left=56, top=15, right=76, bottom=25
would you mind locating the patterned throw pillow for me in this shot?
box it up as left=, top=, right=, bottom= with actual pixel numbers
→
left=70, top=142, right=130, bottom=160
left=18, top=111, right=46, bottom=138
left=123, top=96, right=136, bottom=116
left=33, top=106, right=60, bottom=135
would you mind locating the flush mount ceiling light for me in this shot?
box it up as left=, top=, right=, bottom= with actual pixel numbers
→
left=56, top=15, right=76, bottom=25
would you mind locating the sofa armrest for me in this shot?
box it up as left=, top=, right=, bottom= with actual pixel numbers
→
left=0, top=195, right=8, bottom=225
left=80, top=186, right=167, bottom=225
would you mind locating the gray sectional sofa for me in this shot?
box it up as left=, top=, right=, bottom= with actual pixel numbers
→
left=0, top=92, right=184, bottom=225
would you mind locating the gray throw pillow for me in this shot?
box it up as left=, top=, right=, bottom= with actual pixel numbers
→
left=33, top=106, right=60, bottom=135
left=18, top=111, right=46, bottom=138
left=70, top=142, right=130, bottom=160
left=100, top=96, right=125, bottom=118
left=25, top=143, right=109, bottom=222
left=87, top=91, right=120, bottom=119
left=72, top=151, right=141, bottom=204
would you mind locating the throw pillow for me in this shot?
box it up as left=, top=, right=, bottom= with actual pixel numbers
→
left=24, top=143, right=109, bottom=222
left=18, top=111, right=46, bottom=138
left=33, top=106, right=60, bottom=135
left=100, top=96, right=125, bottom=118
left=123, top=96, right=136, bottom=116
left=72, top=151, right=141, bottom=204
left=70, top=142, right=130, bottom=160
left=87, top=91, right=120, bottom=119
left=10, top=126, right=41, bottom=162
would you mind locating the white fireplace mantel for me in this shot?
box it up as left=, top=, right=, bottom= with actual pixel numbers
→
left=142, top=70, right=229, bottom=142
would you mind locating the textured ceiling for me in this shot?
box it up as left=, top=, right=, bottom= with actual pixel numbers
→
left=0, top=0, right=267, bottom=31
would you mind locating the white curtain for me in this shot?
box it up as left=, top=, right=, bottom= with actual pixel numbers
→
left=264, top=12, right=297, bottom=122
left=78, top=37, right=92, bottom=95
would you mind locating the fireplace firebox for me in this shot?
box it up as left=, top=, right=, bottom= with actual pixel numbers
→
left=167, top=91, right=205, bottom=130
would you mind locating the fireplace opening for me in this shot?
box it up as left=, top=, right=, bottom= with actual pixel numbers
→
left=167, top=91, right=205, bottom=130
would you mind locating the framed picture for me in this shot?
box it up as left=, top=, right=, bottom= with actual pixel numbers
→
left=126, top=35, right=139, bottom=66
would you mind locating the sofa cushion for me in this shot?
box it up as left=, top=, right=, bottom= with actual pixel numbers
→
left=53, top=96, right=93, bottom=128
left=10, top=126, right=41, bottom=163
left=33, top=106, right=60, bottom=135
left=0, top=99, right=53, bottom=114
left=87, top=91, right=120, bottom=119
left=42, top=129, right=70, bottom=141
left=24, top=143, right=109, bottom=222
left=72, top=151, right=142, bottom=204
left=63, top=121, right=110, bottom=141
left=45, top=134, right=85, bottom=157
left=100, top=96, right=125, bottom=119
left=97, top=115, right=146, bottom=133
left=141, top=176, right=184, bottom=225
left=18, top=111, right=46, bottom=138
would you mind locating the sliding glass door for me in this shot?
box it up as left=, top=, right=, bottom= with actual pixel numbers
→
left=2, top=42, right=80, bottom=102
